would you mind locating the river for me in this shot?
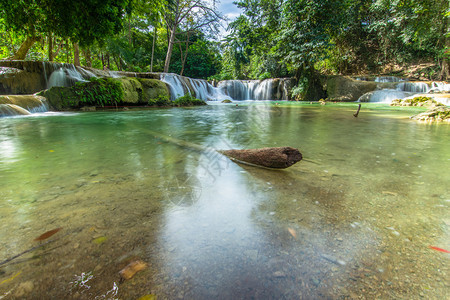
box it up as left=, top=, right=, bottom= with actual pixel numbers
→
left=0, top=102, right=448, bottom=299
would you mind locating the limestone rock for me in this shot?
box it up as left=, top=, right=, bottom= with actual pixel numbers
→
left=411, top=106, right=450, bottom=122
left=326, top=75, right=377, bottom=101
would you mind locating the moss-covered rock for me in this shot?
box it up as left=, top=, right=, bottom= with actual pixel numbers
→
left=326, top=75, right=377, bottom=101
left=116, top=77, right=142, bottom=104
left=138, top=79, right=170, bottom=104
left=173, top=94, right=206, bottom=106
left=39, top=76, right=173, bottom=110
left=390, top=96, right=444, bottom=107
left=39, top=77, right=124, bottom=110
left=411, top=106, right=450, bottom=122
left=221, top=99, right=233, bottom=103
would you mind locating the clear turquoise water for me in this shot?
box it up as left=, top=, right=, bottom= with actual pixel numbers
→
left=0, top=102, right=449, bottom=299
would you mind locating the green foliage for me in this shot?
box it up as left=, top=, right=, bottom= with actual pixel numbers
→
left=173, top=94, right=206, bottom=106
left=0, top=0, right=130, bottom=47
left=170, top=37, right=221, bottom=79
left=223, top=0, right=449, bottom=80
left=72, top=78, right=124, bottom=107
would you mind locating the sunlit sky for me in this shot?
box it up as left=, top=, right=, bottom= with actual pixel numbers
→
left=217, top=0, right=243, bottom=38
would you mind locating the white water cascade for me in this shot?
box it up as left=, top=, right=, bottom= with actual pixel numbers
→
left=160, top=73, right=230, bottom=101
left=357, top=76, right=450, bottom=105
left=160, top=73, right=292, bottom=101
left=218, top=80, right=275, bottom=100
left=47, top=65, right=93, bottom=88
left=0, top=95, right=49, bottom=117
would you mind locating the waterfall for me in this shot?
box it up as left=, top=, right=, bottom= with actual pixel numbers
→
left=0, top=95, right=49, bottom=117
left=0, top=104, right=32, bottom=117
left=217, top=79, right=290, bottom=100
left=396, top=82, right=430, bottom=93
left=358, top=90, right=414, bottom=103
left=47, top=65, right=90, bottom=88
left=374, top=76, right=404, bottom=82
left=430, top=82, right=450, bottom=92
left=160, top=73, right=187, bottom=100
left=160, top=73, right=230, bottom=101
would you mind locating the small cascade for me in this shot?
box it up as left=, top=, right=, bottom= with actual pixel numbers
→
left=356, top=76, right=450, bottom=104
left=430, top=82, right=450, bottom=93
left=0, top=104, right=32, bottom=117
left=374, top=76, right=404, bottom=82
left=47, top=65, right=90, bottom=88
left=160, top=73, right=230, bottom=101
left=396, top=82, right=430, bottom=93
left=358, top=90, right=414, bottom=103
left=0, top=95, right=49, bottom=117
left=160, top=73, right=187, bottom=100
left=218, top=78, right=290, bottom=100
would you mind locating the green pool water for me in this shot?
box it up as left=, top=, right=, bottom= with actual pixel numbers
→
left=0, top=102, right=449, bottom=299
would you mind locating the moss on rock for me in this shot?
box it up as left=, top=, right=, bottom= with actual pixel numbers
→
left=411, top=106, right=450, bottom=122
left=138, top=79, right=170, bottom=104
left=390, top=96, right=444, bottom=107
left=116, top=77, right=142, bottom=104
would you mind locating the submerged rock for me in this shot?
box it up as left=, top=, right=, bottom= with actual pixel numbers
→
left=119, top=260, right=148, bottom=280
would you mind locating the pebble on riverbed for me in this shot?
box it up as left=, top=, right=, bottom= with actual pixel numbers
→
left=119, top=260, right=148, bottom=280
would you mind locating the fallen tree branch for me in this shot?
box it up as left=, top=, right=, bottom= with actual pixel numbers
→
left=146, top=129, right=302, bottom=169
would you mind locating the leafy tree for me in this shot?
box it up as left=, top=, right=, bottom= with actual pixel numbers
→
left=163, top=0, right=223, bottom=72
left=0, top=0, right=130, bottom=59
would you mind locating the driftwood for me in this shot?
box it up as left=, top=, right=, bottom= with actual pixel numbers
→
left=219, top=147, right=302, bottom=169
left=146, top=129, right=302, bottom=169
left=353, top=104, right=361, bottom=117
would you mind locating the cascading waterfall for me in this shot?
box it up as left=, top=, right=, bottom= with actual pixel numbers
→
left=358, top=76, right=450, bottom=104
left=160, top=73, right=230, bottom=101
left=396, top=82, right=430, bottom=93
left=0, top=95, right=49, bottom=116
left=160, top=73, right=292, bottom=101
left=48, top=65, right=89, bottom=88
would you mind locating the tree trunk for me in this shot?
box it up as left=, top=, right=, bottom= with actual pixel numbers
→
left=83, top=48, right=92, bottom=67
left=48, top=33, right=53, bottom=61
left=164, top=28, right=176, bottom=73
left=151, top=26, right=157, bottom=72
left=180, top=33, right=190, bottom=76
left=73, top=42, right=80, bottom=66
left=13, top=36, right=38, bottom=60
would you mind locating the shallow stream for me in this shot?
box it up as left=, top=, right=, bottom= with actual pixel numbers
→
left=0, top=102, right=448, bottom=299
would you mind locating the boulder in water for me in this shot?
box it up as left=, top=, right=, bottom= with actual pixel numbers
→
left=411, top=106, right=450, bottom=122
left=326, top=75, right=377, bottom=101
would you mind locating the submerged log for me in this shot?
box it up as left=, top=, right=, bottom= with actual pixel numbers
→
left=144, top=128, right=302, bottom=169
left=219, top=147, right=302, bottom=169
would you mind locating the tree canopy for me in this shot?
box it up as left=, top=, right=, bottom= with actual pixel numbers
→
left=0, top=0, right=448, bottom=81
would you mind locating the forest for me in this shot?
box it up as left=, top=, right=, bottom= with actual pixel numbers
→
left=1, top=0, right=449, bottom=95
